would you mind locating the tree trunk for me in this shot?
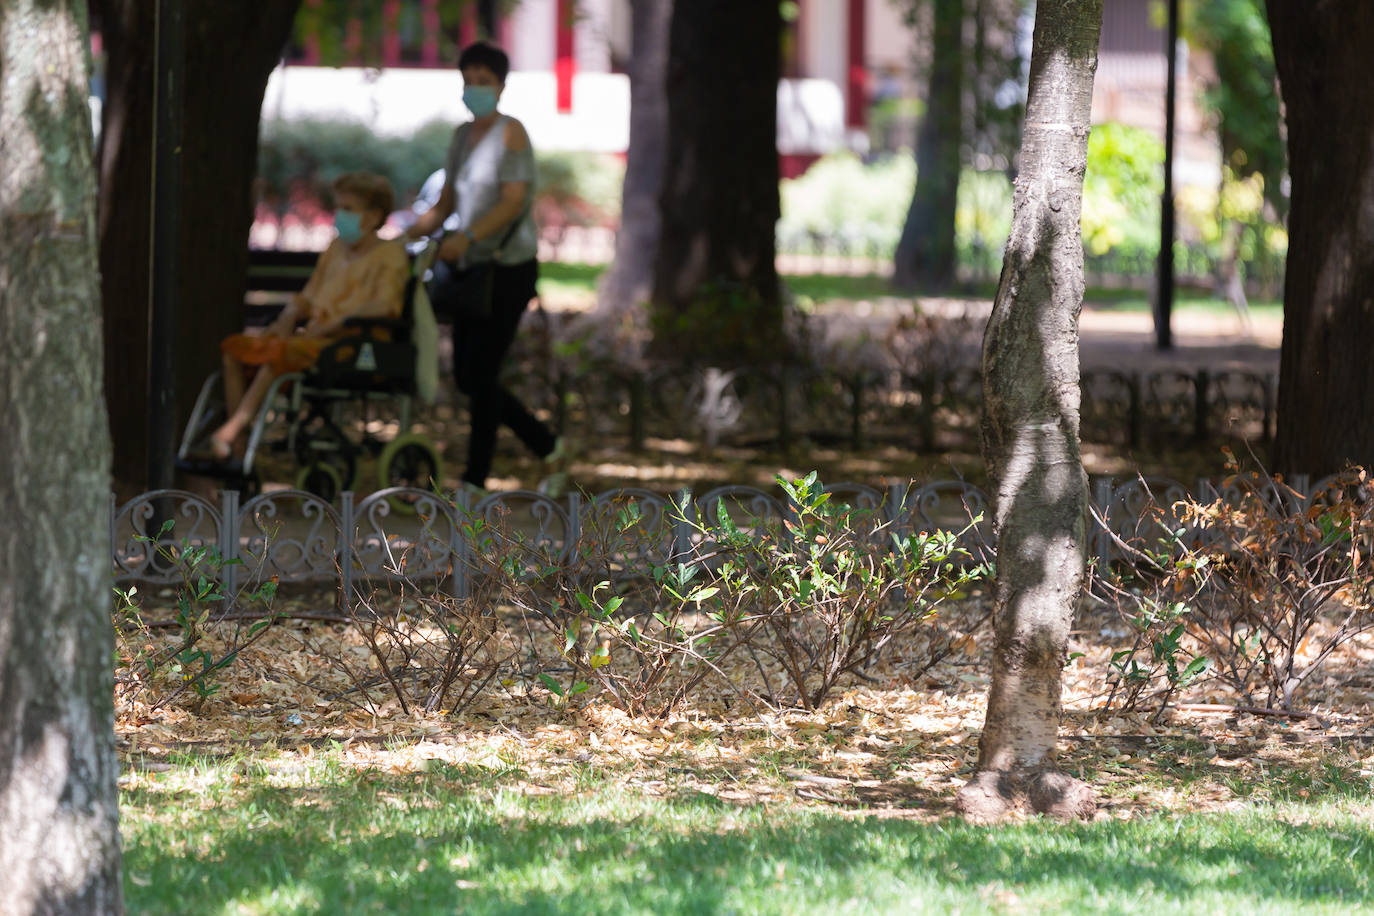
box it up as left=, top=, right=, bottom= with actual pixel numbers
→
left=99, top=1, right=300, bottom=497
left=954, top=0, right=1103, bottom=824
left=893, top=0, right=964, bottom=292
left=651, top=0, right=781, bottom=365
left=1265, top=2, right=1374, bottom=477
left=0, top=1, right=123, bottom=910
left=597, top=0, right=672, bottom=321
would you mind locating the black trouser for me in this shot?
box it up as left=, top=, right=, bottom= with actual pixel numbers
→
left=434, top=258, right=554, bottom=487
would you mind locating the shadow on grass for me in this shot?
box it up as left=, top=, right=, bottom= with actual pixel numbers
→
left=123, top=766, right=1374, bottom=915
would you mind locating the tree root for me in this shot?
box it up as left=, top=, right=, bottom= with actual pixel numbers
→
left=954, top=768, right=1097, bottom=823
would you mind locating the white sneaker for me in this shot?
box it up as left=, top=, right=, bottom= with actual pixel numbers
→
left=537, top=437, right=572, bottom=498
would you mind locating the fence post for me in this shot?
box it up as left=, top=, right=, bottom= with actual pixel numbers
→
left=776, top=367, right=792, bottom=450
left=917, top=373, right=939, bottom=453
left=671, top=488, right=694, bottom=564
left=553, top=369, right=569, bottom=436
left=109, top=492, right=118, bottom=582
left=886, top=481, right=909, bottom=530
left=339, top=491, right=355, bottom=611
left=1128, top=372, right=1142, bottom=449
left=849, top=372, right=865, bottom=452
left=452, top=487, right=472, bottom=601
left=1262, top=372, right=1277, bottom=445
left=1090, top=476, right=1114, bottom=571
left=220, top=487, right=239, bottom=610
left=566, top=491, right=582, bottom=588
left=1193, top=369, right=1210, bottom=443
left=629, top=372, right=647, bottom=452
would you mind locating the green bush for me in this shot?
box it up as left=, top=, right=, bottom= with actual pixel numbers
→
left=257, top=117, right=624, bottom=225
left=1082, top=122, right=1165, bottom=258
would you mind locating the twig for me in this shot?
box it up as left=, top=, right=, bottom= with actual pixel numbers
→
left=133, top=611, right=350, bottom=629
left=1172, top=703, right=1332, bottom=725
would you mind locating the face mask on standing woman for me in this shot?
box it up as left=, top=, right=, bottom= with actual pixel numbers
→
left=463, top=85, right=498, bottom=118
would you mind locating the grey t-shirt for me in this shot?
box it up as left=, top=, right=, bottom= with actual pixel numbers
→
left=443, top=114, right=538, bottom=267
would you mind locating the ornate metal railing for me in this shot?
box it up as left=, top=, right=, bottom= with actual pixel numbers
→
left=113, top=472, right=1343, bottom=601
left=499, top=362, right=1277, bottom=454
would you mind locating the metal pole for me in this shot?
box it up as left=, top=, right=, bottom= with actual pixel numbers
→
left=477, top=0, right=498, bottom=38
left=1155, top=0, right=1178, bottom=350
left=148, top=0, right=183, bottom=491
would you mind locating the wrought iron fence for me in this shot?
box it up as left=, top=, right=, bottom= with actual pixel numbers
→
left=113, top=471, right=1344, bottom=601
left=500, top=362, right=1277, bottom=454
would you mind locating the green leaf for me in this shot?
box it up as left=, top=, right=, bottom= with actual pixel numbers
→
left=687, top=586, right=720, bottom=604
left=537, top=673, right=564, bottom=697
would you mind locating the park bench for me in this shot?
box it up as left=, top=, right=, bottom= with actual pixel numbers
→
left=245, top=248, right=317, bottom=326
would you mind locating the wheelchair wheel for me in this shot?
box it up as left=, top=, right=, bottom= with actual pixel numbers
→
left=293, top=414, right=357, bottom=493
left=377, top=433, right=442, bottom=515
left=296, top=461, right=343, bottom=502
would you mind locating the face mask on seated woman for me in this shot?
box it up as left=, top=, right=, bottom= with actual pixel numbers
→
left=334, top=209, right=364, bottom=244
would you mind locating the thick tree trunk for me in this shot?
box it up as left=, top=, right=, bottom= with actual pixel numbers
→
left=597, top=0, right=672, bottom=320
left=651, top=0, right=781, bottom=364
left=893, top=0, right=964, bottom=292
left=99, top=1, right=299, bottom=497
left=0, top=2, right=123, bottom=910
left=954, top=0, right=1103, bottom=824
left=1265, top=2, right=1374, bottom=477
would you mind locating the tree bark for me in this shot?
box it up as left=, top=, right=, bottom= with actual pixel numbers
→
left=651, top=0, right=781, bottom=365
left=893, top=0, right=964, bottom=292
left=954, top=0, right=1103, bottom=824
left=0, top=1, right=123, bottom=910
left=98, top=1, right=300, bottom=497
left=597, top=0, right=672, bottom=320
left=1265, top=2, right=1374, bottom=477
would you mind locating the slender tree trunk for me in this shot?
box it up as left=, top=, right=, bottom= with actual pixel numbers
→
left=0, top=1, right=123, bottom=910
left=652, top=0, right=780, bottom=364
left=597, top=0, right=672, bottom=320
left=893, top=0, right=964, bottom=292
left=954, top=0, right=1103, bottom=824
left=99, top=1, right=300, bottom=497
left=1265, top=2, right=1374, bottom=477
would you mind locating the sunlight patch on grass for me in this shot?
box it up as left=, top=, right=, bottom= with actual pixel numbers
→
left=122, top=748, right=1374, bottom=915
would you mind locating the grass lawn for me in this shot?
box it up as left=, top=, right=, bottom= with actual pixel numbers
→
left=122, top=747, right=1374, bottom=915
left=537, top=261, right=1280, bottom=319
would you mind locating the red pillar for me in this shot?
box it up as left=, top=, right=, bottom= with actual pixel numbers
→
left=421, top=0, right=440, bottom=66
left=383, top=0, right=401, bottom=66
left=846, top=0, right=867, bottom=129
left=460, top=4, right=478, bottom=49
left=556, top=0, right=576, bottom=112
left=303, top=0, right=322, bottom=64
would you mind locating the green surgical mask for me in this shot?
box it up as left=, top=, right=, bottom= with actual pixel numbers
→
left=334, top=209, right=363, bottom=243
left=463, top=85, right=498, bottom=118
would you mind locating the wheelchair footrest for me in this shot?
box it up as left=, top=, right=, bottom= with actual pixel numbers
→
left=175, top=455, right=250, bottom=479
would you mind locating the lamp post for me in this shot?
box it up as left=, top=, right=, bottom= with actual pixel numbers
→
left=1156, top=0, right=1178, bottom=350
left=148, top=0, right=183, bottom=489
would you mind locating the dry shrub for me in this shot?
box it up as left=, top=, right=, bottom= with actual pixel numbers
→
left=1098, top=463, right=1374, bottom=714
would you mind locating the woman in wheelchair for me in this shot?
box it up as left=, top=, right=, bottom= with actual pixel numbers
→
left=206, top=172, right=409, bottom=460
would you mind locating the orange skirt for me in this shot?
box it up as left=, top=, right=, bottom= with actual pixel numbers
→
left=220, top=333, right=327, bottom=376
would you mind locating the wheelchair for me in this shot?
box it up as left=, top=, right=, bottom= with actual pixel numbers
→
left=176, top=242, right=443, bottom=510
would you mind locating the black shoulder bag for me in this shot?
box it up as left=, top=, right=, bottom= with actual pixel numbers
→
left=428, top=217, right=524, bottom=323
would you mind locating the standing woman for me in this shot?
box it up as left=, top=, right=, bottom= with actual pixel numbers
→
left=407, top=41, right=564, bottom=493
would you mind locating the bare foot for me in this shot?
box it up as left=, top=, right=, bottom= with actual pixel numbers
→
left=208, top=432, right=235, bottom=461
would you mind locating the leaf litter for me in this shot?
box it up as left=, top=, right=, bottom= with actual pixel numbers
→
left=116, top=588, right=1374, bottom=821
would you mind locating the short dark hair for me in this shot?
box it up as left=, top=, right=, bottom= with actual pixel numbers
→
left=458, top=41, right=509, bottom=83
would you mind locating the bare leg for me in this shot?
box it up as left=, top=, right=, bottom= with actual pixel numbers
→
left=222, top=353, right=247, bottom=416
left=211, top=366, right=278, bottom=458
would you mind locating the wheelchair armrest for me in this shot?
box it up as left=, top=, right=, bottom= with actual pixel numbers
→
left=343, top=316, right=407, bottom=332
